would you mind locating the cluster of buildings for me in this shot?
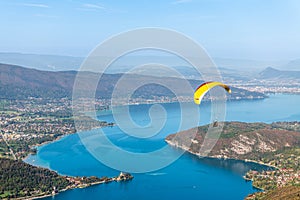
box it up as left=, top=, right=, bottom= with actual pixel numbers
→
left=234, top=78, right=300, bottom=94
left=0, top=112, right=75, bottom=141
left=5, top=98, right=72, bottom=113
left=238, top=85, right=300, bottom=94
left=0, top=98, right=116, bottom=159
left=245, top=151, right=300, bottom=190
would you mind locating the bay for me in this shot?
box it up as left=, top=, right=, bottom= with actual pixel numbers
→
left=25, top=94, right=300, bottom=200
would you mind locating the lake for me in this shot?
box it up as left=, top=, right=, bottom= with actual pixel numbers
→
left=25, top=94, right=300, bottom=199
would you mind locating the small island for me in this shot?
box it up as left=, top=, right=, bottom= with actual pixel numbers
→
left=166, top=121, right=300, bottom=200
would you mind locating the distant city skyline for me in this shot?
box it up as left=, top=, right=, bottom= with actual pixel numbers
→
left=0, top=0, right=300, bottom=60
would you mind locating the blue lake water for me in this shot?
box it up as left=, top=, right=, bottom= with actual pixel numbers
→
left=25, top=94, right=300, bottom=200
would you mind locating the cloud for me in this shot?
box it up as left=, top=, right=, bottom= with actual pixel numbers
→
left=20, top=3, right=49, bottom=8
left=171, top=0, right=192, bottom=5
left=82, top=3, right=105, bottom=10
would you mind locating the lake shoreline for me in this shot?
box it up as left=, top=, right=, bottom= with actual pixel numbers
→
left=23, top=129, right=273, bottom=200
left=20, top=94, right=300, bottom=200
left=165, top=139, right=278, bottom=195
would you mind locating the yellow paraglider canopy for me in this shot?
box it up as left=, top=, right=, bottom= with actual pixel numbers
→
left=194, top=81, right=231, bottom=105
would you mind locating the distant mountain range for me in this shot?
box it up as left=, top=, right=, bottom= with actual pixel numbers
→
left=258, top=67, right=300, bottom=80
left=0, top=52, right=83, bottom=71
left=0, top=63, right=265, bottom=100
left=0, top=52, right=289, bottom=72
left=1, top=52, right=299, bottom=83
left=280, top=58, right=300, bottom=71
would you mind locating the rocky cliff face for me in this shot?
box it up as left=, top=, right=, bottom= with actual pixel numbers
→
left=166, top=121, right=300, bottom=160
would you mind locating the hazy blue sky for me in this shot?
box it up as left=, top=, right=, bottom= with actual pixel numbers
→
left=0, top=0, right=300, bottom=60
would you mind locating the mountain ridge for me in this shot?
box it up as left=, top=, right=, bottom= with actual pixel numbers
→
left=0, top=63, right=266, bottom=100
left=258, top=67, right=300, bottom=80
